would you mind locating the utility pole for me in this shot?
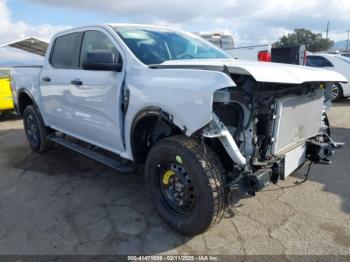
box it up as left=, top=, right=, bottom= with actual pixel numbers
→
left=346, top=30, right=350, bottom=52
left=326, top=21, right=329, bottom=39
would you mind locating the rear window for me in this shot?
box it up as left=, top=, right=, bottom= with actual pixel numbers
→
left=198, top=35, right=235, bottom=50
left=221, top=36, right=235, bottom=50
left=50, top=33, right=80, bottom=69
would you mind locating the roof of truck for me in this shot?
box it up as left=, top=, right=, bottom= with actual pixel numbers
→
left=108, top=23, right=176, bottom=29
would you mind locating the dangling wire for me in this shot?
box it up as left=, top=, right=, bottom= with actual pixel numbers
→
left=295, top=161, right=313, bottom=185
left=262, top=161, right=313, bottom=192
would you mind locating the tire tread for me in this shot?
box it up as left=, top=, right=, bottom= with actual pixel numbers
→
left=160, top=135, right=225, bottom=230
left=23, top=105, right=53, bottom=152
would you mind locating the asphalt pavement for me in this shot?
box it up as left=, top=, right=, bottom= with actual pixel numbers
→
left=0, top=100, right=349, bottom=256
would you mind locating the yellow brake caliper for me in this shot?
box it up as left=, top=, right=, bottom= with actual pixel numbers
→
left=162, top=170, right=175, bottom=185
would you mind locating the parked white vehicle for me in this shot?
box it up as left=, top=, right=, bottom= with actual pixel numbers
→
left=196, top=32, right=272, bottom=61
left=197, top=32, right=306, bottom=66
left=306, top=53, right=350, bottom=101
left=7, top=24, right=346, bottom=235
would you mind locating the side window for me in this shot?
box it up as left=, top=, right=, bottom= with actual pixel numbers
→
left=80, top=31, right=120, bottom=65
left=306, top=56, right=321, bottom=67
left=320, top=57, right=333, bottom=67
left=50, top=33, right=80, bottom=69
left=306, top=56, right=333, bottom=67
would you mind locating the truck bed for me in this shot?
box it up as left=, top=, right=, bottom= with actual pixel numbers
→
left=225, top=44, right=271, bottom=60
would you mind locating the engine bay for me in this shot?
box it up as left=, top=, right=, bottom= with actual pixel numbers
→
left=203, top=74, right=337, bottom=195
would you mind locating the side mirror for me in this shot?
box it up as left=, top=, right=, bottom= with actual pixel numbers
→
left=82, top=50, right=122, bottom=72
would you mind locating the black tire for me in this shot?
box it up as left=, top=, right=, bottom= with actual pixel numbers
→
left=323, top=112, right=331, bottom=137
left=322, top=112, right=332, bottom=144
left=145, top=135, right=225, bottom=235
left=332, top=83, right=343, bottom=102
left=23, top=105, right=53, bottom=152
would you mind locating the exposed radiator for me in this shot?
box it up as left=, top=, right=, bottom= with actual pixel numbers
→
left=283, top=143, right=306, bottom=178
left=271, top=89, right=324, bottom=155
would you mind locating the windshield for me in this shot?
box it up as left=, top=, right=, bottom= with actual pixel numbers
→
left=113, top=27, right=230, bottom=65
left=336, top=56, right=350, bottom=64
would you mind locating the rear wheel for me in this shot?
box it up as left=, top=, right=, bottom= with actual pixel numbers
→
left=332, top=83, right=343, bottom=102
left=23, top=105, right=53, bottom=152
left=145, top=135, right=225, bottom=235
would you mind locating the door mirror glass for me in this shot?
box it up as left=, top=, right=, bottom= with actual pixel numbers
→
left=82, top=50, right=122, bottom=71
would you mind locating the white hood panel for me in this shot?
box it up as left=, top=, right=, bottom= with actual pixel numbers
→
left=160, top=59, right=348, bottom=84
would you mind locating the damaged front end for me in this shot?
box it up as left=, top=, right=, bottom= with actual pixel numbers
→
left=201, top=76, right=344, bottom=202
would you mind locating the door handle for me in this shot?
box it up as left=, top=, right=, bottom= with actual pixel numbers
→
left=42, top=76, right=51, bottom=82
left=71, top=79, right=83, bottom=86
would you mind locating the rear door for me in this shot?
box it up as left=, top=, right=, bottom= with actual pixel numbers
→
left=40, top=28, right=126, bottom=152
left=40, top=31, right=82, bottom=132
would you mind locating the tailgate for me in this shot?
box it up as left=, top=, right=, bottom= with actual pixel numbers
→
left=271, top=45, right=306, bottom=65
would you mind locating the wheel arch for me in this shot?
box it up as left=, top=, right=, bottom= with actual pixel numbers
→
left=17, top=89, right=37, bottom=116
left=130, top=106, right=184, bottom=164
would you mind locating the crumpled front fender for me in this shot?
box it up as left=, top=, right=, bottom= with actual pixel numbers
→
left=122, top=67, right=236, bottom=160
left=126, top=68, right=236, bottom=136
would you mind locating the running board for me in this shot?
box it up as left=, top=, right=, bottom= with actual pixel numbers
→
left=47, top=135, right=136, bottom=173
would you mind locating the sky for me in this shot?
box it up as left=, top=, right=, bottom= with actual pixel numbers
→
left=1, top=0, right=350, bottom=65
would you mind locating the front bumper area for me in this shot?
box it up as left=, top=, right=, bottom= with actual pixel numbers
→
left=227, top=138, right=342, bottom=201
left=202, top=114, right=344, bottom=201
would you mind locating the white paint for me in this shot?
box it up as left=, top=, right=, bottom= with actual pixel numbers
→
left=10, top=24, right=347, bottom=162
left=306, top=53, right=350, bottom=97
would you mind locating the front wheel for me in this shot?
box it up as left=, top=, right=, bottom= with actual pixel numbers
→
left=332, top=83, right=343, bottom=102
left=145, top=135, right=225, bottom=235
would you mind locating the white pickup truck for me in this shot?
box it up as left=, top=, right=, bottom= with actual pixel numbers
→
left=9, top=24, right=346, bottom=235
left=197, top=32, right=272, bottom=61
left=197, top=32, right=306, bottom=65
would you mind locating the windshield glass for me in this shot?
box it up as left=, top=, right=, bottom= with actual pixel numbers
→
left=336, top=56, right=350, bottom=64
left=113, top=27, right=230, bottom=65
